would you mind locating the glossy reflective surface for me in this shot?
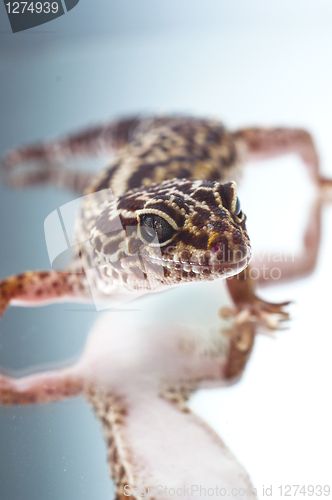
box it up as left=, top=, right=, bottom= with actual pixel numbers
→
left=1, top=2, right=332, bottom=498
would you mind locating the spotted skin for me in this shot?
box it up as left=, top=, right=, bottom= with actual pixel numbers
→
left=1, top=115, right=331, bottom=344
left=0, top=119, right=249, bottom=319
left=1, top=116, right=332, bottom=500
left=1, top=115, right=331, bottom=360
left=78, top=178, right=250, bottom=296
left=0, top=270, right=89, bottom=318
left=87, top=118, right=242, bottom=195
left=75, top=119, right=251, bottom=293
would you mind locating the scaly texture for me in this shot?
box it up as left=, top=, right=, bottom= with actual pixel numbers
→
left=1, top=115, right=331, bottom=499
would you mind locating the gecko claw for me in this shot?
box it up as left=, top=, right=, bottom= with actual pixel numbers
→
left=220, top=297, right=291, bottom=379
left=220, top=297, right=291, bottom=332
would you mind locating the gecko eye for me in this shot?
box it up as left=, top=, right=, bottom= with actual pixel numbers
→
left=232, top=196, right=245, bottom=222
left=139, top=214, right=176, bottom=246
left=234, top=197, right=241, bottom=216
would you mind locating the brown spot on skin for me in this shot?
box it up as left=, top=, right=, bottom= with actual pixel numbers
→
left=127, top=163, right=160, bottom=190
left=117, top=195, right=145, bottom=212
left=119, top=215, right=137, bottom=228
left=173, top=195, right=190, bottom=212
left=127, top=238, right=142, bottom=255
left=208, top=220, right=229, bottom=232
left=116, top=251, right=127, bottom=261
left=103, top=238, right=125, bottom=256
left=163, top=267, right=171, bottom=278
left=191, top=209, right=210, bottom=227
left=0, top=288, right=9, bottom=299
left=192, top=189, right=219, bottom=207
left=178, top=230, right=209, bottom=250
left=93, top=163, right=119, bottom=192
left=118, top=465, right=126, bottom=480
left=101, top=416, right=110, bottom=427
left=129, top=267, right=144, bottom=279
left=195, top=206, right=211, bottom=218
left=232, top=229, right=245, bottom=245
left=16, top=273, right=26, bottom=280
left=95, top=237, right=103, bottom=252
left=95, top=210, right=121, bottom=235
left=38, top=272, right=49, bottom=279
left=111, top=261, right=123, bottom=271
left=111, top=446, right=118, bottom=463
left=126, top=157, right=191, bottom=191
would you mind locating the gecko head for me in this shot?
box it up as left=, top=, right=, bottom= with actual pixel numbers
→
left=108, top=178, right=251, bottom=289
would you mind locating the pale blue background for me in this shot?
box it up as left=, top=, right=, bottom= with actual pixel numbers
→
left=1, top=1, right=332, bottom=499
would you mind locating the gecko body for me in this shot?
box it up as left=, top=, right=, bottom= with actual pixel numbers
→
left=1, top=115, right=331, bottom=499
left=68, top=118, right=251, bottom=297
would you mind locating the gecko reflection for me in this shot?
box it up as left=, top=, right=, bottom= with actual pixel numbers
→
left=0, top=281, right=258, bottom=500
left=1, top=115, right=332, bottom=499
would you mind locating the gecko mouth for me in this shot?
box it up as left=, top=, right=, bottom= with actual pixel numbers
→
left=145, top=250, right=251, bottom=278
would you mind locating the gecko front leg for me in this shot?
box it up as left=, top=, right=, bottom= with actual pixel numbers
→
left=0, top=367, right=83, bottom=405
left=0, top=270, right=91, bottom=319
left=221, top=195, right=323, bottom=378
left=221, top=127, right=332, bottom=379
left=0, top=270, right=90, bottom=401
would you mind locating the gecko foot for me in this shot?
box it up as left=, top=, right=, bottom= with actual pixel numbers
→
left=225, top=269, right=291, bottom=332
left=220, top=296, right=291, bottom=331
left=221, top=299, right=290, bottom=379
